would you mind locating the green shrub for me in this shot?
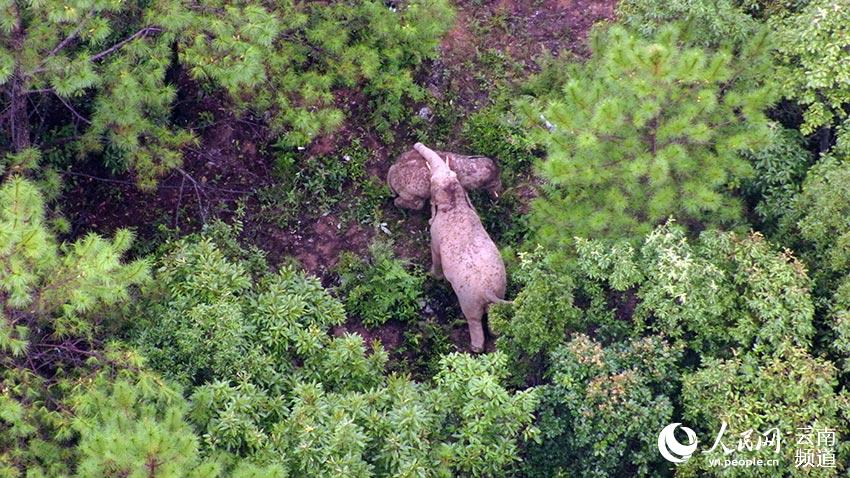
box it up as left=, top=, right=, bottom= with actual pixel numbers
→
left=617, top=0, right=758, bottom=46
left=682, top=347, right=850, bottom=477
left=336, top=241, right=424, bottom=328
left=772, top=0, right=850, bottom=149
left=785, top=155, right=850, bottom=294
left=577, top=223, right=815, bottom=356
left=129, top=234, right=349, bottom=388
left=259, top=141, right=389, bottom=228
left=178, top=0, right=455, bottom=143
left=522, top=24, right=776, bottom=244
left=462, top=107, right=537, bottom=181
left=0, top=1, right=453, bottom=185
left=523, top=334, right=681, bottom=478
left=743, top=126, right=813, bottom=232
left=127, top=225, right=537, bottom=476
left=779, top=154, right=850, bottom=371
left=500, top=222, right=816, bottom=367
left=490, top=246, right=581, bottom=383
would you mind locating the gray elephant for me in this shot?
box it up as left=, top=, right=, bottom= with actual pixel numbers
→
left=387, top=148, right=501, bottom=210
left=415, top=142, right=507, bottom=352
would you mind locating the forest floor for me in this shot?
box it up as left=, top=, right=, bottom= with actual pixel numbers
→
left=61, top=0, right=616, bottom=357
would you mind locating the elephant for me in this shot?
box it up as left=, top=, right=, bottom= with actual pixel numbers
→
left=387, top=148, right=501, bottom=210
left=415, top=142, right=507, bottom=352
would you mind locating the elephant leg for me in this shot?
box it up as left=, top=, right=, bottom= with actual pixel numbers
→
left=430, top=242, right=444, bottom=279
left=460, top=301, right=486, bottom=353
left=395, top=193, right=425, bottom=210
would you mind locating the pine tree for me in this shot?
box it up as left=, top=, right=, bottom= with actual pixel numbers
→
left=522, top=24, right=777, bottom=244
left=0, top=0, right=193, bottom=188
left=0, top=175, right=150, bottom=357
left=0, top=0, right=453, bottom=187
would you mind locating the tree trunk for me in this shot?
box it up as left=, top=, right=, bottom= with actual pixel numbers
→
left=9, top=75, right=31, bottom=152
left=6, top=7, right=30, bottom=152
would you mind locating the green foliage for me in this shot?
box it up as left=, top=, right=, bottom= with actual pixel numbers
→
left=743, top=126, right=813, bottom=231
left=490, top=247, right=581, bottom=383
left=0, top=366, right=74, bottom=476
left=127, top=225, right=537, bottom=476
left=431, top=352, right=539, bottom=476
left=737, top=0, right=810, bottom=18
left=523, top=24, right=776, bottom=243
left=258, top=142, right=389, bottom=228
left=574, top=223, right=815, bottom=356
left=617, top=0, right=758, bottom=46
left=0, top=1, right=194, bottom=188
left=784, top=155, right=850, bottom=292
left=497, top=222, right=815, bottom=382
left=0, top=344, right=285, bottom=477
left=772, top=0, right=850, bottom=147
left=0, top=176, right=150, bottom=355
left=523, top=334, right=681, bottom=478
left=779, top=154, right=850, bottom=371
left=336, top=241, right=424, bottom=328
left=682, top=347, right=850, bottom=477
left=1, top=1, right=452, bottom=186
left=70, top=369, right=223, bottom=478
left=129, top=234, right=349, bottom=387
left=396, top=316, right=455, bottom=379
left=462, top=107, right=537, bottom=181
left=460, top=105, right=537, bottom=244
left=178, top=0, right=454, bottom=143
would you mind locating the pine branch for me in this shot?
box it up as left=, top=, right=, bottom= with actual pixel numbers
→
left=46, top=25, right=84, bottom=59
left=90, top=26, right=163, bottom=62
left=53, top=92, right=91, bottom=125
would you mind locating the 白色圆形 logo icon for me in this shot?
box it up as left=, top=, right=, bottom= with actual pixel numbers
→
left=658, top=423, right=698, bottom=464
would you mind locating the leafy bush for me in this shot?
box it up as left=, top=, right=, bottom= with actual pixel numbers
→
left=779, top=154, right=850, bottom=371
left=178, top=0, right=455, bottom=143
left=743, top=126, right=813, bottom=232
left=682, top=347, right=850, bottom=477
left=336, top=241, right=424, bottom=328
left=0, top=2, right=197, bottom=187
left=462, top=107, right=537, bottom=181
left=490, top=246, right=581, bottom=383
left=577, top=223, right=815, bottom=356
left=126, top=225, right=538, bottom=476
left=498, top=222, right=816, bottom=374
left=258, top=142, right=389, bottom=228
left=521, top=24, right=776, bottom=243
left=618, top=0, right=758, bottom=46
left=523, top=334, right=682, bottom=478
left=129, top=234, right=350, bottom=388
left=785, top=155, right=850, bottom=294
left=0, top=344, right=286, bottom=477
left=0, top=0, right=453, bottom=185
left=772, top=0, right=850, bottom=148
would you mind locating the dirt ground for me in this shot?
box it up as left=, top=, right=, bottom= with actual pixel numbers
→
left=60, top=0, right=617, bottom=353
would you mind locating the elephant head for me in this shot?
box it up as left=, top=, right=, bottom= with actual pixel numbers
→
left=414, top=143, right=470, bottom=212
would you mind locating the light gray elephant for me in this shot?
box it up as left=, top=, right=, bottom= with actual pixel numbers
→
left=415, top=142, right=507, bottom=352
left=387, top=148, right=501, bottom=210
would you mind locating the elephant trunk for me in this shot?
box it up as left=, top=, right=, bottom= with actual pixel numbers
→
left=414, top=143, right=450, bottom=174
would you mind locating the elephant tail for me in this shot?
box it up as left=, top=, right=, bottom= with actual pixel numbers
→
left=485, top=292, right=511, bottom=306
